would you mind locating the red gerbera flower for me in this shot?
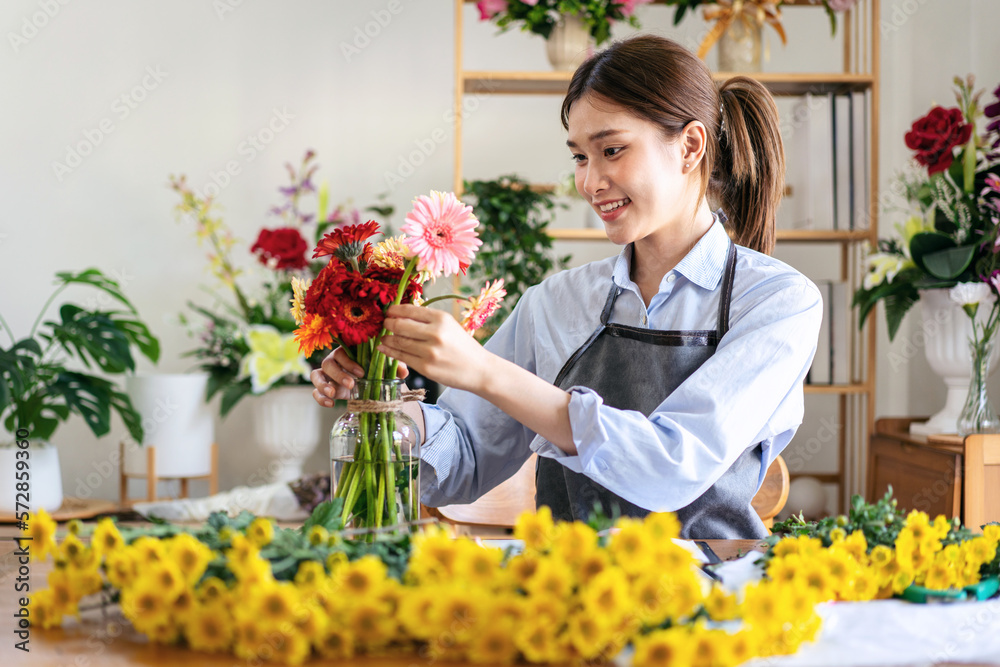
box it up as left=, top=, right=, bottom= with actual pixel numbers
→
left=313, top=220, right=381, bottom=260
left=365, top=266, right=423, bottom=305
left=293, top=313, right=334, bottom=357
left=328, top=293, right=384, bottom=346
left=304, top=261, right=349, bottom=317
left=251, top=227, right=309, bottom=270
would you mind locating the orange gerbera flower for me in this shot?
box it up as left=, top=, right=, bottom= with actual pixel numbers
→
left=294, top=313, right=334, bottom=357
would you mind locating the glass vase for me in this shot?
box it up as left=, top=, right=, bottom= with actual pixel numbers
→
left=331, top=379, right=420, bottom=532
left=957, top=338, right=1000, bottom=437
left=717, top=15, right=762, bottom=73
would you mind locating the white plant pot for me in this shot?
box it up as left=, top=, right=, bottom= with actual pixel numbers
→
left=910, top=289, right=1000, bottom=436
left=545, top=14, right=592, bottom=71
left=123, top=373, right=214, bottom=477
left=0, top=440, right=63, bottom=514
left=252, top=385, right=322, bottom=483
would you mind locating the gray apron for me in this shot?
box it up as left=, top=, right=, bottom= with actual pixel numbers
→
left=535, top=240, right=768, bottom=539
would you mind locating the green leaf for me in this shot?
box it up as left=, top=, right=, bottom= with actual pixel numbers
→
left=47, top=371, right=114, bottom=438
left=921, top=245, right=977, bottom=280
left=909, top=231, right=956, bottom=276
left=110, top=388, right=144, bottom=442
left=55, top=268, right=138, bottom=314
left=45, top=305, right=134, bottom=373
left=884, top=287, right=921, bottom=341
left=113, top=317, right=161, bottom=364
left=302, top=499, right=345, bottom=535
left=219, top=379, right=253, bottom=417
left=0, top=339, right=43, bottom=418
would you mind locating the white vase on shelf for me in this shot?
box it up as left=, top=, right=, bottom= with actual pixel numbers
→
left=545, top=14, right=592, bottom=71
left=910, top=289, right=1000, bottom=436
left=253, top=385, right=322, bottom=483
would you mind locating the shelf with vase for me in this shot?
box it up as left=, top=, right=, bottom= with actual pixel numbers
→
left=463, top=69, right=874, bottom=96
left=453, top=0, right=880, bottom=511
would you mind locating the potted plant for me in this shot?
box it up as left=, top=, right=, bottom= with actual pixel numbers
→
left=476, top=0, right=653, bottom=70
left=461, top=175, right=572, bottom=333
left=0, top=269, right=159, bottom=512
left=854, top=76, right=1000, bottom=435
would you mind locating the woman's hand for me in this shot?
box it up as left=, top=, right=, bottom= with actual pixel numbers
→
left=378, top=304, right=489, bottom=393
left=310, top=347, right=409, bottom=407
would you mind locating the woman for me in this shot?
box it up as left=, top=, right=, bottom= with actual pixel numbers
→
left=312, top=35, right=822, bottom=539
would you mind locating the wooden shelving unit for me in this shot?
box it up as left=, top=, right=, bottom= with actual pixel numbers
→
left=453, top=0, right=880, bottom=511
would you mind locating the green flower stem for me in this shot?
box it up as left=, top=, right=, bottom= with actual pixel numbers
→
left=382, top=412, right=397, bottom=527
left=419, top=293, right=465, bottom=307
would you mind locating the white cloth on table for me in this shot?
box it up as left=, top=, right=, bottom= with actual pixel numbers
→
left=131, top=482, right=307, bottom=522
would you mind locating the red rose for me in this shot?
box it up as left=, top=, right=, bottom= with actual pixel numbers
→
left=904, top=106, right=972, bottom=175
left=251, top=227, right=309, bottom=270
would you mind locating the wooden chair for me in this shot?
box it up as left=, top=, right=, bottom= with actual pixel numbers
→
left=424, top=453, right=790, bottom=534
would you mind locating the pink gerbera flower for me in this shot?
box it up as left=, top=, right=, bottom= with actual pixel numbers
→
left=402, top=191, right=481, bottom=278
left=461, top=279, right=507, bottom=334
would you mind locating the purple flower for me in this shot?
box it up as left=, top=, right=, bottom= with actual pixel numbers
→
left=985, top=84, right=1000, bottom=148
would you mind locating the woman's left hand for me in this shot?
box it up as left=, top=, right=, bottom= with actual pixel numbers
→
left=378, top=304, right=490, bottom=393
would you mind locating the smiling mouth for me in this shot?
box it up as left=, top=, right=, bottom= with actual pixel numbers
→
left=598, top=197, right=631, bottom=212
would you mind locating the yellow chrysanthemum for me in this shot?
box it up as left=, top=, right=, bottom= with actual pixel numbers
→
left=455, top=541, right=503, bottom=587
left=870, top=544, right=894, bottom=568
left=631, top=573, right=674, bottom=626
left=525, top=593, right=568, bottom=627
left=829, top=527, right=847, bottom=543
left=92, top=518, right=124, bottom=557
left=183, top=602, right=233, bottom=653
left=923, top=561, right=955, bottom=590
left=45, top=569, right=80, bottom=618
left=336, top=555, right=387, bottom=597
left=507, top=552, right=541, bottom=589
left=799, top=560, right=837, bottom=601
left=580, top=568, right=631, bottom=623
left=767, top=553, right=801, bottom=585
left=514, top=506, right=555, bottom=553
left=524, top=557, right=574, bottom=599
left=661, top=571, right=703, bottom=620
left=167, top=533, right=214, bottom=586
left=703, top=584, right=739, bottom=621
left=346, top=598, right=395, bottom=648
left=121, top=579, right=172, bottom=629
left=144, top=620, right=181, bottom=645
left=294, top=560, right=327, bottom=588
left=23, top=509, right=57, bottom=561
left=841, top=530, right=868, bottom=561
left=397, top=586, right=438, bottom=640
left=963, top=536, right=997, bottom=566
left=290, top=602, right=329, bottom=648
left=468, top=620, right=520, bottom=664
left=246, top=517, right=275, bottom=547
left=57, top=534, right=87, bottom=565
left=104, top=550, right=137, bottom=589
left=131, top=535, right=167, bottom=565
left=139, top=561, right=185, bottom=602
left=233, top=616, right=269, bottom=662
left=29, top=589, right=63, bottom=629
left=487, top=592, right=526, bottom=626
left=551, top=521, right=598, bottom=565
left=983, top=524, right=1000, bottom=545
left=516, top=624, right=560, bottom=664
left=250, top=582, right=301, bottom=630
left=565, top=612, right=612, bottom=660
left=409, top=532, right=460, bottom=582
left=433, top=586, right=484, bottom=642
left=632, top=628, right=694, bottom=667
left=289, top=275, right=311, bottom=325
left=574, top=548, right=611, bottom=586
left=317, top=627, right=355, bottom=659
left=197, top=576, right=230, bottom=605
left=643, top=512, right=682, bottom=541
left=608, top=518, right=654, bottom=574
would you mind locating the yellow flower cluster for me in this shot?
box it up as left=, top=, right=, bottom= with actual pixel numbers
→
left=26, top=508, right=820, bottom=666
left=766, top=512, right=1000, bottom=603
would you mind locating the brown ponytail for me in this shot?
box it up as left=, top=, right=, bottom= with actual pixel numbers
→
left=561, top=35, right=785, bottom=255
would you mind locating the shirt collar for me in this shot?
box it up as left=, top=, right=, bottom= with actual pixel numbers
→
left=611, top=215, right=731, bottom=292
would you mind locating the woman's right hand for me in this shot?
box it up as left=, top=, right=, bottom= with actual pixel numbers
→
left=310, top=348, right=409, bottom=407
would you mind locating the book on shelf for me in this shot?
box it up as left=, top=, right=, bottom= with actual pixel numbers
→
left=807, top=280, right=851, bottom=385
left=776, top=91, right=870, bottom=233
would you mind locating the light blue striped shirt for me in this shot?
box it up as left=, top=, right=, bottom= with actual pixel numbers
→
left=418, top=219, right=823, bottom=512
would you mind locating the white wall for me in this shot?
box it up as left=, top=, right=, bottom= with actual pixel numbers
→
left=1, top=0, right=998, bottom=505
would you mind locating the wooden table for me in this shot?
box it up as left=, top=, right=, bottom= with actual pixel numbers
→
left=0, top=521, right=763, bottom=667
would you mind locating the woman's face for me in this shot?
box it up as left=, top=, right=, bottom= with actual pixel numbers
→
left=567, top=93, right=699, bottom=249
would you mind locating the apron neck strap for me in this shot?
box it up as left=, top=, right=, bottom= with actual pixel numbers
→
left=716, top=240, right=738, bottom=339
left=599, top=238, right=738, bottom=333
